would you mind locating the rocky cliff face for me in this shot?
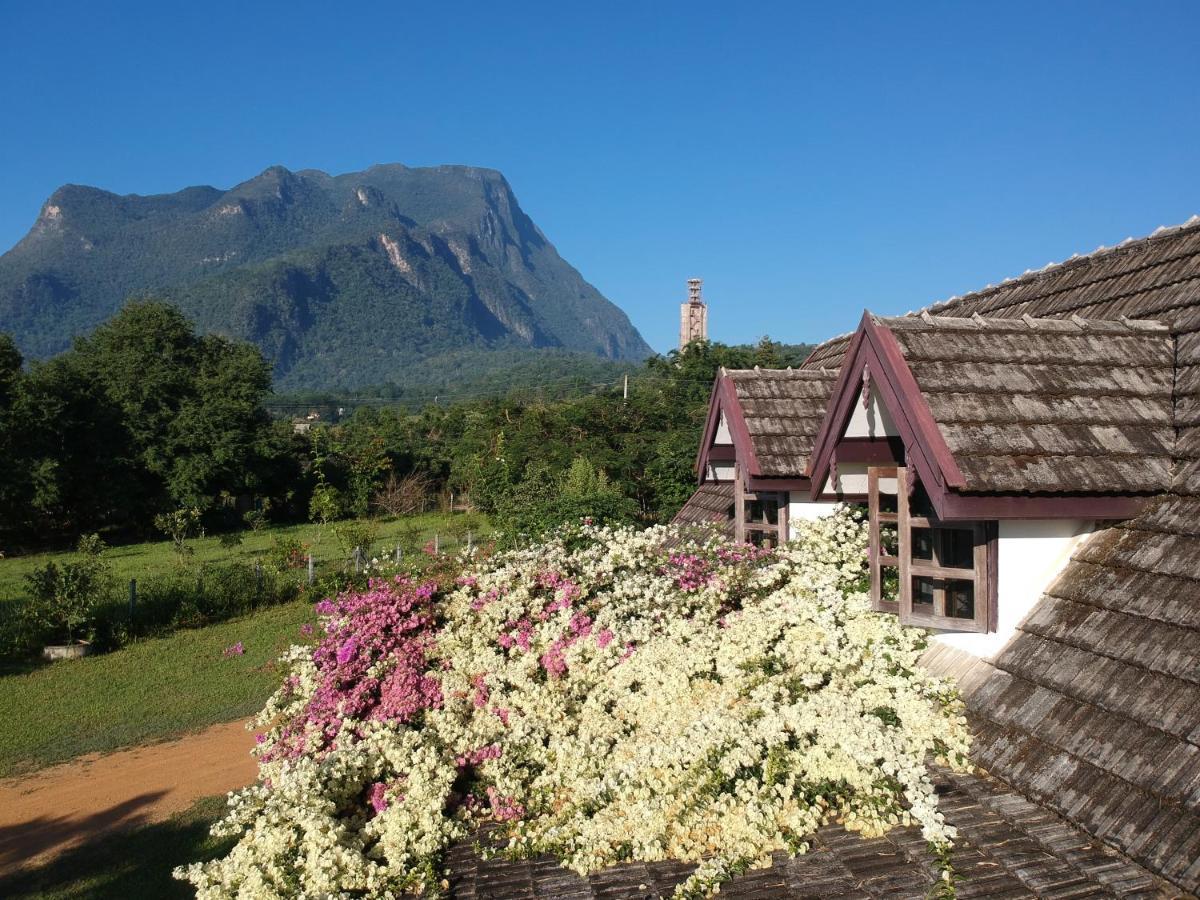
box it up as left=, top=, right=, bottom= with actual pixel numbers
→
left=0, top=164, right=652, bottom=389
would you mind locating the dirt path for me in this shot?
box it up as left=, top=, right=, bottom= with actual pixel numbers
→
left=0, top=719, right=258, bottom=874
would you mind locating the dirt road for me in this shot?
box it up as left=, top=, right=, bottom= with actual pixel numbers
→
left=0, top=719, right=258, bottom=874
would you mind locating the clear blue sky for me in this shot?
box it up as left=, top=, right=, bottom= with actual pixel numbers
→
left=2, top=1, right=1199, bottom=354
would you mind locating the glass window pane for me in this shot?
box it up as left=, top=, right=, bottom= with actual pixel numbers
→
left=912, top=576, right=936, bottom=610
left=747, top=528, right=778, bottom=549
left=911, top=527, right=933, bottom=561
left=747, top=495, right=780, bottom=525
left=939, top=529, right=975, bottom=569
left=878, top=492, right=898, bottom=514
left=762, top=495, right=779, bottom=526
left=946, top=580, right=975, bottom=619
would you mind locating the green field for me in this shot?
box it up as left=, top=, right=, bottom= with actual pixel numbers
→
left=0, top=599, right=316, bottom=778
left=0, top=512, right=486, bottom=604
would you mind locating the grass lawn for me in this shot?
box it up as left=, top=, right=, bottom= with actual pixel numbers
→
left=0, top=794, right=229, bottom=898
left=0, top=600, right=316, bottom=778
left=0, top=511, right=487, bottom=603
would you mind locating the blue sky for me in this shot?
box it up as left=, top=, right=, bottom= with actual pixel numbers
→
left=2, top=1, right=1199, bottom=354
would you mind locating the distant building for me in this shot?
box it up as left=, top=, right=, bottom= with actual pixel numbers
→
left=678, top=277, right=707, bottom=348
left=291, top=410, right=322, bottom=434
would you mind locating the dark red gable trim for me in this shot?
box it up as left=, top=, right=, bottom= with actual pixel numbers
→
left=747, top=477, right=811, bottom=492
left=937, top=492, right=1151, bottom=520
left=694, top=374, right=724, bottom=482
left=807, top=312, right=964, bottom=509
left=834, top=437, right=906, bottom=465
left=694, top=373, right=763, bottom=483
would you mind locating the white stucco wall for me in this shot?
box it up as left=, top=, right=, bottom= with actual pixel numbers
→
left=932, top=519, right=1094, bottom=659
left=706, top=462, right=736, bottom=481
left=787, top=497, right=838, bottom=539
left=715, top=412, right=732, bottom=444
left=843, top=386, right=899, bottom=439
left=821, top=462, right=897, bottom=496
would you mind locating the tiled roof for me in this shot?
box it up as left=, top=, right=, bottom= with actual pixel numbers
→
left=722, top=368, right=837, bottom=478
left=882, top=218, right=1200, bottom=895
left=875, top=313, right=1176, bottom=493
left=445, top=766, right=1172, bottom=898
left=668, top=481, right=734, bottom=535
left=921, top=501, right=1200, bottom=892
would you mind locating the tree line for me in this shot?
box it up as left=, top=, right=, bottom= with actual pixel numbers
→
left=0, top=299, right=812, bottom=551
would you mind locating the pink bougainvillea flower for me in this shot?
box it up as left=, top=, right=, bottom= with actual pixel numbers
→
left=260, top=575, right=443, bottom=763
left=223, top=642, right=245, bottom=658
left=299, top=623, right=315, bottom=637
left=486, top=785, right=525, bottom=822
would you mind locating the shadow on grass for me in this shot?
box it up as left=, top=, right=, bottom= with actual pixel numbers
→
left=0, top=795, right=231, bottom=899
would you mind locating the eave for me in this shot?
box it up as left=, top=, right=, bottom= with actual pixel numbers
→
left=695, top=372, right=763, bottom=483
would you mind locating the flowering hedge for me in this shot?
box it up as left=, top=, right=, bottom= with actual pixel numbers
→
left=176, top=508, right=970, bottom=898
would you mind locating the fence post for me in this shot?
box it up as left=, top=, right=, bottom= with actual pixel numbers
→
left=434, top=533, right=440, bottom=555
left=467, top=530, right=473, bottom=553
left=394, top=544, right=402, bottom=566
left=307, top=553, right=315, bottom=586
left=129, top=578, right=137, bottom=622
left=354, top=546, right=362, bottom=574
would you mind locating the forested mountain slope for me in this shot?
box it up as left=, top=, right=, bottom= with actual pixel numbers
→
left=0, top=164, right=652, bottom=389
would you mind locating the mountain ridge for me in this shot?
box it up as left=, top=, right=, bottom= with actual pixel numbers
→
left=0, top=163, right=652, bottom=389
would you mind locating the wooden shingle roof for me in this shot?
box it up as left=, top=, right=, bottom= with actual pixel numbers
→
left=668, top=481, right=734, bottom=535
left=885, top=218, right=1200, bottom=896
left=446, top=766, right=1173, bottom=898
left=722, top=368, right=837, bottom=478
left=765, top=216, right=1200, bottom=895
left=875, top=313, right=1176, bottom=493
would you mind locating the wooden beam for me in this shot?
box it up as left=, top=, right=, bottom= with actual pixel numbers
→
left=834, top=437, right=905, bottom=465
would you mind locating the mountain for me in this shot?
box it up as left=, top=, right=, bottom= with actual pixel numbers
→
left=0, top=164, right=653, bottom=389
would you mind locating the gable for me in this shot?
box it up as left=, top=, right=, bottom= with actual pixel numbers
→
left=807, top=313, right=1170, bottom=518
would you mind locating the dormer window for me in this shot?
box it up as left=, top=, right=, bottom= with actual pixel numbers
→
left=868, top=465, right=996, bottom=633
left=739, top=489, right=787, bottom=549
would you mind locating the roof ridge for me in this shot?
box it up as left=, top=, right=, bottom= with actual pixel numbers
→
left=925, top=214, right=1200, bottom=315
left=722, top=367, right=835, bottom=377
left=875, top=311, right=1170, bottom=334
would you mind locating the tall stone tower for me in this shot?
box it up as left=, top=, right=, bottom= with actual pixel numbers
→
left=679, top=278, right=708, bottom=348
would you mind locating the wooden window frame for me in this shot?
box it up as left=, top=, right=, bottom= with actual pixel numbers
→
left=869, top=465, right=996, bottom=633
left=735, top=465, right=788, bottom=547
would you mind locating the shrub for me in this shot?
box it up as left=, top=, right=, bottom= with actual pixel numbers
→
left=372, top=472, right=433, bottom=518
left=154, top=507, right=202, bottom=563
left=23, top=534, right=111, bottom=645
left=177, top=508, right=970, bottom=897
left=493, top=457, right=638, bottom=545
left=333, top=519, right=379, bottom=565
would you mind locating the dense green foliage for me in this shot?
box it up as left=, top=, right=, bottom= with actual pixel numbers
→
left=298, top=336, right=813, bottom=540
left=0, top=301, right=288, bottom=545
left=0, top=295, right=809, bottom=555
left=0, top=164, right=651, bottom=389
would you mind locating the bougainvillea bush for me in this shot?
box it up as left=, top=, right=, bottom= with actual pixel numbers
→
left=176, top=508, right=971, bottom=898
